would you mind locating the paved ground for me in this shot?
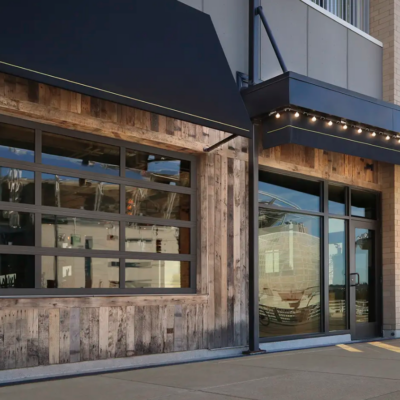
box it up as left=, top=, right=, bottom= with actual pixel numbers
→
left=4, top=340, right=400, bottom=399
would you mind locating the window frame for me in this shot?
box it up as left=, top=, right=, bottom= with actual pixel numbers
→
left=0, top=113, right=197, bottom=296
left=258, top=166, right=381, bottom=343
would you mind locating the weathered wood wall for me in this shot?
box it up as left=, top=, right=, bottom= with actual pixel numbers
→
left=0, top=72, right=385, bottom=370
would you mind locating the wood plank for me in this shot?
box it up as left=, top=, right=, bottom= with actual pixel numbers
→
left=69, top=308, right=80, bottom=363
left=227, top=157, right=235, bottom=347
left=99, top=307, right=109, bottom=360
left=173, top=304, right=183, bottom=352
left=164, top=305, right=175, bottom=353
left=149, top=306, right=163, bottom=354
left=115, top=307, right=127, bottom=358
left=108, top=307, right=118, bottom=358
left=59, top=309, right=70, bottom=364
left=38, top=309, right=49, bottom=366
left=4, top=309, right=16, bottom=370
left=214, top=154, right=222, bottom=349
left=0, top=295, right=209, bottom=310
left=89, top=308, right=99, bottom=361
left=15, top=309, right=24, bottom=369
left=48, top=309, right=60, bottom=365
left=220, top=155, right=228, bottom=346
left=27, top=309, right=38, bottom=368
left=126, top=306, right=135, bottom=357
left=80, top=308, right=90, bottom=361
left=0, top=310, right=4, bottom=370
left=207, top=153, right=216, bottom=348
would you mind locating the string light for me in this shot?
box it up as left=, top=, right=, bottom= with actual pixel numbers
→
left=272, top=109, right=399, bottom=142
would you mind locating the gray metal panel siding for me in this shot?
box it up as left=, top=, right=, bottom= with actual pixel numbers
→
left=260, top=0, right=308, bottom=81
left=203, top=0, right=248, bottom=79
left=348, top=30, right=383, bottom=98
left=308, top=8, right=348, bottom=88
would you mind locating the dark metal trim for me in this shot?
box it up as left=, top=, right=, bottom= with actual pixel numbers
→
left=249, top=125, right=260, bottom=352
left=203, top=134, right=237, bottom=153
left=249, top=0, right=261, bottom=85
left=256, top=6, right=288, bottom=74
left=0, top=112, right=198, bottom=297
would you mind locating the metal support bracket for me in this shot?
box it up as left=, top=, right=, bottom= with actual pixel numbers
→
left=203, top=134, right=237, bottom=153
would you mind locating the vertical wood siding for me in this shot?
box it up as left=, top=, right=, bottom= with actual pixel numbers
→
left=0, top=72, right=384, bottom=369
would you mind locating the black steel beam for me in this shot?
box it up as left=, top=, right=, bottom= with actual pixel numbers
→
left=249, top=0, right=261, bottom=85
left=203, top=134, right=237, bottom=152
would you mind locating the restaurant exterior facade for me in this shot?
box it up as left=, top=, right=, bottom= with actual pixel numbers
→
left=0, top=0, right=400, bottom=383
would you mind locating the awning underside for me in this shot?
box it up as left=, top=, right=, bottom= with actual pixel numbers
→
left=242, top=72, right=400, bottom=165
left=0, top=0, right=251, bottom=137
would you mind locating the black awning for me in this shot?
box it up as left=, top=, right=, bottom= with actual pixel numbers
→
left=242, top=72, right=400, bottom=164
left=0, top=0, right=251, bottom=137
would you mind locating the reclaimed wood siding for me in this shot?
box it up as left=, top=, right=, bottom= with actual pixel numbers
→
left=0, top=73, right=384, bottom=369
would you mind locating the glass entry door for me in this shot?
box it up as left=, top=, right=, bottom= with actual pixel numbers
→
left=350, top=221, right=381, bottom=340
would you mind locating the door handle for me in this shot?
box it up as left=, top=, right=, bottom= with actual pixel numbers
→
left=350, top=273, right=360, bottom=287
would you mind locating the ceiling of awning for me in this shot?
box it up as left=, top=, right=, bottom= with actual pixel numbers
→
left=242, top=72, right=400, bottom=165
left=0, top=0, right=251, bottom=138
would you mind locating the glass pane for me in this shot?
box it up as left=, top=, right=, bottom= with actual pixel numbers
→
left=125, top=223, right=190, bottom=254
left=258, top=210, right=321, bottom=338
left=42, top=174, right=120, bottom=213
left=259, top=171, right=321, bottom=212
left=0, top=211, right=34, bottom=246
left=42, top=216, right=119, bottom=251
left=329, top=185, right=346, bottom=215
left=126, top=149, right=190, bottom=187
left=329, top=219, right=347, bottom=331
left=355, top=228, right=376, bottom=323
left=126, top=186, right=190, bottom=221
left=125, top=260, right=190, bottom=288
left=42, top=133, right=120, bottom=176
left=0, top=167, right=34, bottom=204
left=42, top=256, right=120, bottom=288
left=0, top=123, right=35, bottom=162
left=0, top=254, right=35, bottom=288
left=351, top=190, right=377, bottom=219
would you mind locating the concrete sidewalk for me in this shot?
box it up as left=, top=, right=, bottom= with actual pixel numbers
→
left=3, top=340, right=400, bottom=399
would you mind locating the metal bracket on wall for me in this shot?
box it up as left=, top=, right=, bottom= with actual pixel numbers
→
left=203, top=134, right=238, bottom=153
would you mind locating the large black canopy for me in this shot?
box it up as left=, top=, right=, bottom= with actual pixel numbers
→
left=0, top=0, right=251, bottom=137
left=243, top=72, right=400, bottom=164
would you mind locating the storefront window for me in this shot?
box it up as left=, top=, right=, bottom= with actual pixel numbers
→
left=259, top=209, right=321, bottom=338
left=0, top=119, right=195, bottom=294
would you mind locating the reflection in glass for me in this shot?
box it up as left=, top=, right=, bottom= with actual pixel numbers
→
left=0, top=211, right=34, bottom=246
left=329, top=219, right=347, bottom=331
left=0, top=254, right=35, bottom=288
left=0, top=123, right=35, bottom=162
left=259, top=171, right=320, bottom=212
left=126, top=149, right=190, bottom=187
left=125, top=223, right=190, bottom=254
left=351, top=190, right=377, bottom=219
left=329, top=185, right=346, bottom=215
left=42, top=216, right=119, bottom=251
left=355, top=228, right=375, bottom=323
left=126, top=186, right=190, bottom=221
left=0, top=167, right=34, bottom=204
left=125, top=260, right=190, bottom=288
left=42, top=257, right=119, bottom=288
left=258, top=209, right=321, bottom=337
left=42, top=174, right=120, bottom=213
left=42, top=133, right=120, bottom=176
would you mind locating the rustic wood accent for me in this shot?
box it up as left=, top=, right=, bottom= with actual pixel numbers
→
left=0, top=72, right=386, bottom=370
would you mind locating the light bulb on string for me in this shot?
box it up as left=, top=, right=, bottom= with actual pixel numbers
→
left=358, top=129, right=362, bottom=133
left=311, top=116, right=317, bottom=122
left=328, top=121, right=333, bottom=126
left=372, top=132, right=376, bottom=137
left=386, top=135, right=390, bottom=140
left=275, top=113, right=281, bottom=119
left=343, top=124, right=348, bottom=130
left=294, top=112, right=299, bottom=118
